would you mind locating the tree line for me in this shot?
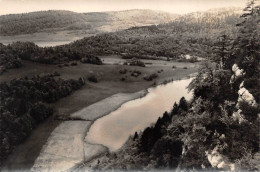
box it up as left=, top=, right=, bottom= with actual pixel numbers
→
left=0, top=42, right=102, bottom=74
left=0, top=73, right=85, bottom=164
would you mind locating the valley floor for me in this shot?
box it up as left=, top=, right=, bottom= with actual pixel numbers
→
left=0, top=56, right=199, bottom=171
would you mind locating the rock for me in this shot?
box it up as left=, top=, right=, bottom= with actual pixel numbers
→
left=206, top=147, right=235, bottom=171
left=232, top=64, right=245, bottom=77
left=232, top=109, right=246, bottom=124
left=230, top=64, right=245, bottom=84
left=238, top=87, right=257, bottom=107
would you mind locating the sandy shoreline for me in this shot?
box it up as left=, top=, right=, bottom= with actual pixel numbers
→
left=31, top=90, right=148, bottom=171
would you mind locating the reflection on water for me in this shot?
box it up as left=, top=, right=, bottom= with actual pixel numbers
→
left=35, top=41, right=73, bottom=47
left=86, top=78, right=193, bottom=151
left=0, top=41, right=73, bottom=47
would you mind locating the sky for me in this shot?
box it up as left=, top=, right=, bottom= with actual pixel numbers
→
left=0, top=0, right=246, bottom=15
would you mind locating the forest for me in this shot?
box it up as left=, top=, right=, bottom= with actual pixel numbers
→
left=0, top=73, right=85, bottom=164
left=0, top=42, right=102, bottom=74
left=65, top=9, right=241, bottom=59
left=89, top=2, right=260, bottom=171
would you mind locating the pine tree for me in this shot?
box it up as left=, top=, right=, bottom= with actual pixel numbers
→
left=233, top=0, right=260, bottom=77
left=213, top=34, right=232, bottom=69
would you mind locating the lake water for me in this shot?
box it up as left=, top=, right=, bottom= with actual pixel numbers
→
left=86, top=78, right=193, bottom=151
left=34, top=41, right=73, bottom=47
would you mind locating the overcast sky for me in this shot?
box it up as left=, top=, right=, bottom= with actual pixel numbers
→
left=0, top=0, right=246, bottom=15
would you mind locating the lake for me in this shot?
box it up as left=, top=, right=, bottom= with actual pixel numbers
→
left=86, top=78, right=193, bottom=151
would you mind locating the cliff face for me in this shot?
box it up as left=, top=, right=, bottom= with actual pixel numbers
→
left=206, top=63, right=258, bottom=171
left=231, top=64, right=258, bottom=124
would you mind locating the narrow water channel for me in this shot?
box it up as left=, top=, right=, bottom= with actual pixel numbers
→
left=86, top=78, right=193, bottom=151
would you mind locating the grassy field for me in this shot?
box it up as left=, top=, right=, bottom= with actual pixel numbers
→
left=1, top=56, right=199, bottom=170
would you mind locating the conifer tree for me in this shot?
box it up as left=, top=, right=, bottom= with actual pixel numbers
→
left=213, top=34, right=231, bottom=69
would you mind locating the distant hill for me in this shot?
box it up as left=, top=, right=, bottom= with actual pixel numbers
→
left=163, top=7, right=243, bottom=33
left=63, top=7, right=243, bottom=59
left=0, top=10, right=178, bottom=36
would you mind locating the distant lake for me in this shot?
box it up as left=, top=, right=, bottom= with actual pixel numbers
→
left=86, top=78, right=193, bottom=151
left=0, top=41, right=72, bottom=47
left=34, top=41, right=73, bottom=47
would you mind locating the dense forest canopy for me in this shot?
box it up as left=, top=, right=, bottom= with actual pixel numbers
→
left=0, top=73, right=85, bottom=164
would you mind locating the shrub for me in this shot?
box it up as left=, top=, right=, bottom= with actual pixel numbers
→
left=131, top=70, right=142, bottom=77
left=70, top=62, right=78, bottom=66
left=119, top=69, right=127, bottom=74
left=30, top=102, right=53, bottom=123
left=144, top=73, right=158, bottom=81
left=128, top=58, right=146, bottom=67
left=53, top=71, right=60, bottom=76
left=88, top=75, right=98, bottom=83
left=80, top=55, right=102, bottom=65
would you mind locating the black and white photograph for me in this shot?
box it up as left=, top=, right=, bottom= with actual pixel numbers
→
left=0, top=0, right=259, bottom=171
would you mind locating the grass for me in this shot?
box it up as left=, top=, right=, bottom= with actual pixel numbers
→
left=1, top=57, right=199, bottom=170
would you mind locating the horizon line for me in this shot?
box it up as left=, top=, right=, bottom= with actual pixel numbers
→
left=0, top=6, right=243, bottom=16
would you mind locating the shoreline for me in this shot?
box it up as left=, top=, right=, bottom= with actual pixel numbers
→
left=75, top=75, right=196, bottom=171
left=31, top=90, right=149, bottom=171
left=50, top=74, right=196, bottom=171
left=32, top=74, right=196, bottom=171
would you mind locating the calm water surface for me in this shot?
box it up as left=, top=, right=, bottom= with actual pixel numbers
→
left=86, top=78, right=193, bottom=151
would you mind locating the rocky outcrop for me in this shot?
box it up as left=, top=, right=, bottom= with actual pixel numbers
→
left=206, top=146, right=235, bottom=170
left=230, top=63, right=258, bottom=124
left=232, top=109, right=246, bottom=124
left=238, top=82, right=257, bottom=107
left=232, top=79, right=257, bottom=124
left=230, top=64, right=245, bottom=84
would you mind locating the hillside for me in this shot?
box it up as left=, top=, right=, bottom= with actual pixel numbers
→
left=0, top=9, right=178, bottom=36
left=61, top=7, right=242, bottom=60
left=159, top=7, right=243, bottom=33
left=0, top=7, right=244, bottom=75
